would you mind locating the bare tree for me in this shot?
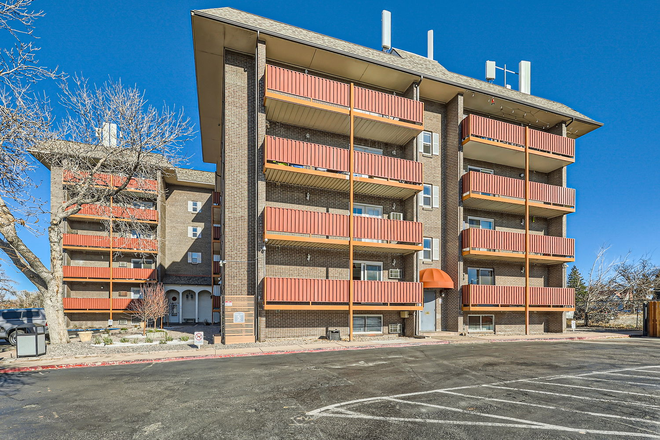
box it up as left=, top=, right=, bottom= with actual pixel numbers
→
left=128, top=282, right=168, bottom=335
left=0, top=78, right=192, bottom=344
left=579, top=247, right=620, bottom=326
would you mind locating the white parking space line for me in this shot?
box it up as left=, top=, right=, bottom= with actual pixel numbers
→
left=483, top=384, right=660, bottom=410
left=561, top=375, right=660, bottom=388
left=519, top=379, right=660, bottom=398
left=435, top=389, right=660, bottom=427
left=309, top=365, right=660, bottom=438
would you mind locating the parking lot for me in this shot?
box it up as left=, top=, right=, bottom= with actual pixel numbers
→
left=1, top=338, right=659, bottom=439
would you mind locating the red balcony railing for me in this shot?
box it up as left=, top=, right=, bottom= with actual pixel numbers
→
left=266, top=136, right=422, bottom=184
left=265, top=207, right=422, bottom=245
left=462, top=114, right=575, bottom=158
left=462, top=171, right=575, bottom=208
left=461, top=229, right=574, bottom=258
left=63, top=266, right=157, bottom=280
left=63, top=170, right=158, bottom=192
left=265, top=277, right=422, bottom=305
left=63, top=234, right=158, bottom=251
left=462, top=285, right=574, bottom=307
left=74, top=204, right=158, bottom=221
left=213, top=192, right=221, bottom=206
left=63, top=298, right=136, bottom=310
left=212, top=296, right=222, bottom=309
left=213, top=226, right=221, bottom=240
left=266, top=65, right=423, bottom=125
left=213, top=261, right=221, bottom=275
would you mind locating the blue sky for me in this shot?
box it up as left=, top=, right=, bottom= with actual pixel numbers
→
left=6, top=0, right=660, bottom=289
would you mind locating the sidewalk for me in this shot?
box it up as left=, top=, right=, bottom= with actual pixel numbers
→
left=0, top=329, right=642, bottom=373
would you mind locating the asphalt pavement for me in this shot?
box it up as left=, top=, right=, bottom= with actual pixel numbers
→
left=1, top=337, right=659, bottom=439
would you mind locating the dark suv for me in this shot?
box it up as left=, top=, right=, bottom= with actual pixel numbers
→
left=0, top=308, right=48, bottom=345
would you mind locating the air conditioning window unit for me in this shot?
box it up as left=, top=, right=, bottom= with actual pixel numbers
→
left=118, top=319, right=128, bottom=325
left=390, top=212, right=403, bottom=221
left=118, top=262, right=127, bottom=267
left=389, top=269, right=402, bottom=279
left=388, top=323, right=402, bottom=334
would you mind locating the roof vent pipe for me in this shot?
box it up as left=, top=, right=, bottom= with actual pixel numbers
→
left=381, top=10, right=391, bottom=51
left=427, top=30, right=433, bottom=60
left=519, top=60, right=531, bottom=94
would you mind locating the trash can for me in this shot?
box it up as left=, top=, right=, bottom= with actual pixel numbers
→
left=326, top=329, right=340, bottom=341
left=16, top=323, right=47, bottom=357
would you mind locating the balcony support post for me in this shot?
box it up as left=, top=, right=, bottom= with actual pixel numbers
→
left=524, top=127, right=530, bottom=335
left=109, top=177, right=114, bottom=323
left=349, top=83, right=355, bottom=342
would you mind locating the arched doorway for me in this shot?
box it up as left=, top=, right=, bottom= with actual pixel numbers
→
left=166, top=289, right=180, bottom=324
left=181, top=290, right=196, bottom=323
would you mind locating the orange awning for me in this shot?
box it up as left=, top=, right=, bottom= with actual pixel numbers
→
left=419, top=268, right=454, bottom=289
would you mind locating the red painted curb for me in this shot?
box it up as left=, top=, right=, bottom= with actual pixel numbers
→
left=0, top=334, right=635, bottom=374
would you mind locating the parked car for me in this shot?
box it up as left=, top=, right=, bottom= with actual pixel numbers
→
left=0, top=308, right=48, bottom=346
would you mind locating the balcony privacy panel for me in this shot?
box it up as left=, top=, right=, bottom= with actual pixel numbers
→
left=75, top=204, right=158, bottom=221
left=62, top=234, right=158, bottom=251
left=265, top=207, right=348, bottom=238
left=462, top=171, right=575, bottom=208
left=266, top=65, right=423, bottom=124
left=266, top=207, right=422, bottom=244
left=265, top=277, right=422, bottom=304
left=63, top=170, right=157, bottom=192
left=462, top=285, right=574, bottom=307
left=63, top=267, right=157, bottom=280
left=354, top=216, right=422, bottom=244
left=63, top=298, right=135, bottom=310
left=267, top=65, right=349, bottom=107
left=461, top=229, right=574, bottom=258
left=354, top=280, right=422, bottom=304
left=462, top=114, right=575, bottom=158
left=353, top=87, right=423, bottom=124
left=267, top=136, right=422, bottom=184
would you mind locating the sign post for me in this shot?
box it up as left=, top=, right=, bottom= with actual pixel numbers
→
left=194, top=331, right=204, bottom=348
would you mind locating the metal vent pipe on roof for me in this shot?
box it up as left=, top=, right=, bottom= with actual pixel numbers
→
left=381, top=10, right=391, bottom=51
left=427, top=30, right=433, bottom=60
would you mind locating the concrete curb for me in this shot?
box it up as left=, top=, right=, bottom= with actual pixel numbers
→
left=0, top=333, right=635, bottom=374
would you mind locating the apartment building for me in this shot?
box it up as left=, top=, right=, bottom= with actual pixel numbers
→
left=191, top=8, right=601, bottom=343
left=40, top=154, right=216, bottom=328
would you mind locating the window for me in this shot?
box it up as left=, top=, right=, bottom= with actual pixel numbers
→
left=132, top=200, right=154, bottom=210
left=468, top=267, right=494, bottom=285
left=467, top=315, right=494, bottom=332
left=353, top=203, right=383, bottom=218
left=188, top=201, right=201, bottom=213
left=467, top=216, right=494, bottom=230
left=188, top=226, right=202, bottom=239
left=353, top=261, right=382, bottom=281
left=418, top=131, right=439, bottom=155
left=131, top=287, right=142, bottom=299
left=421, top=237, right=440, bottom=261
left=132, top=259, right=154, bottom=269
left=467, top=166, right=493, bottom=174
left=188, top=252, right=202, bottom=264
left=419, top=184, right=439, bottom=208
left=353, top=315, right=383, bottom=333
left=354, top=145, right=382, bottom=155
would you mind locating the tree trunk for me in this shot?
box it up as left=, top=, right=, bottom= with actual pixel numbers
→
left=46, top=224, right=70, bottom=344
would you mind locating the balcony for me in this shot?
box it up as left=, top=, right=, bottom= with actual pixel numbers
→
left=462, top=285, right=574, bottom=311
left=265, top=65, right=424, bottom=145
left=63, top=234, right=158, bottom=252
left=70, top=204, right=158, bottom=222
left=462, top=171, right=575, bottom=218
left=264, top=277, right=423, bottom=310
left=213, top=261, right=221, bottom=276
left=63, top=298, right=136, bottom=311
left=63, top=170, right=158, bottom=193
left=462, top=114, right=575, bottom=172
left=265, top=135, right=422, bottom=198
left=63, top=266, right=157, bottom=281
left=264, top=206, right=422, bottom=254
left=461, top=228, right=574, bottom=264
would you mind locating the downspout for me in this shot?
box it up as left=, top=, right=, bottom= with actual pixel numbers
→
left=254, top=31, right=260, bottom=343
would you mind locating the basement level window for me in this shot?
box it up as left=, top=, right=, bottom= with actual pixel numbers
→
left=353, top=315, right=383, bottom=334
left=467, top=315, right=494, bottom=332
